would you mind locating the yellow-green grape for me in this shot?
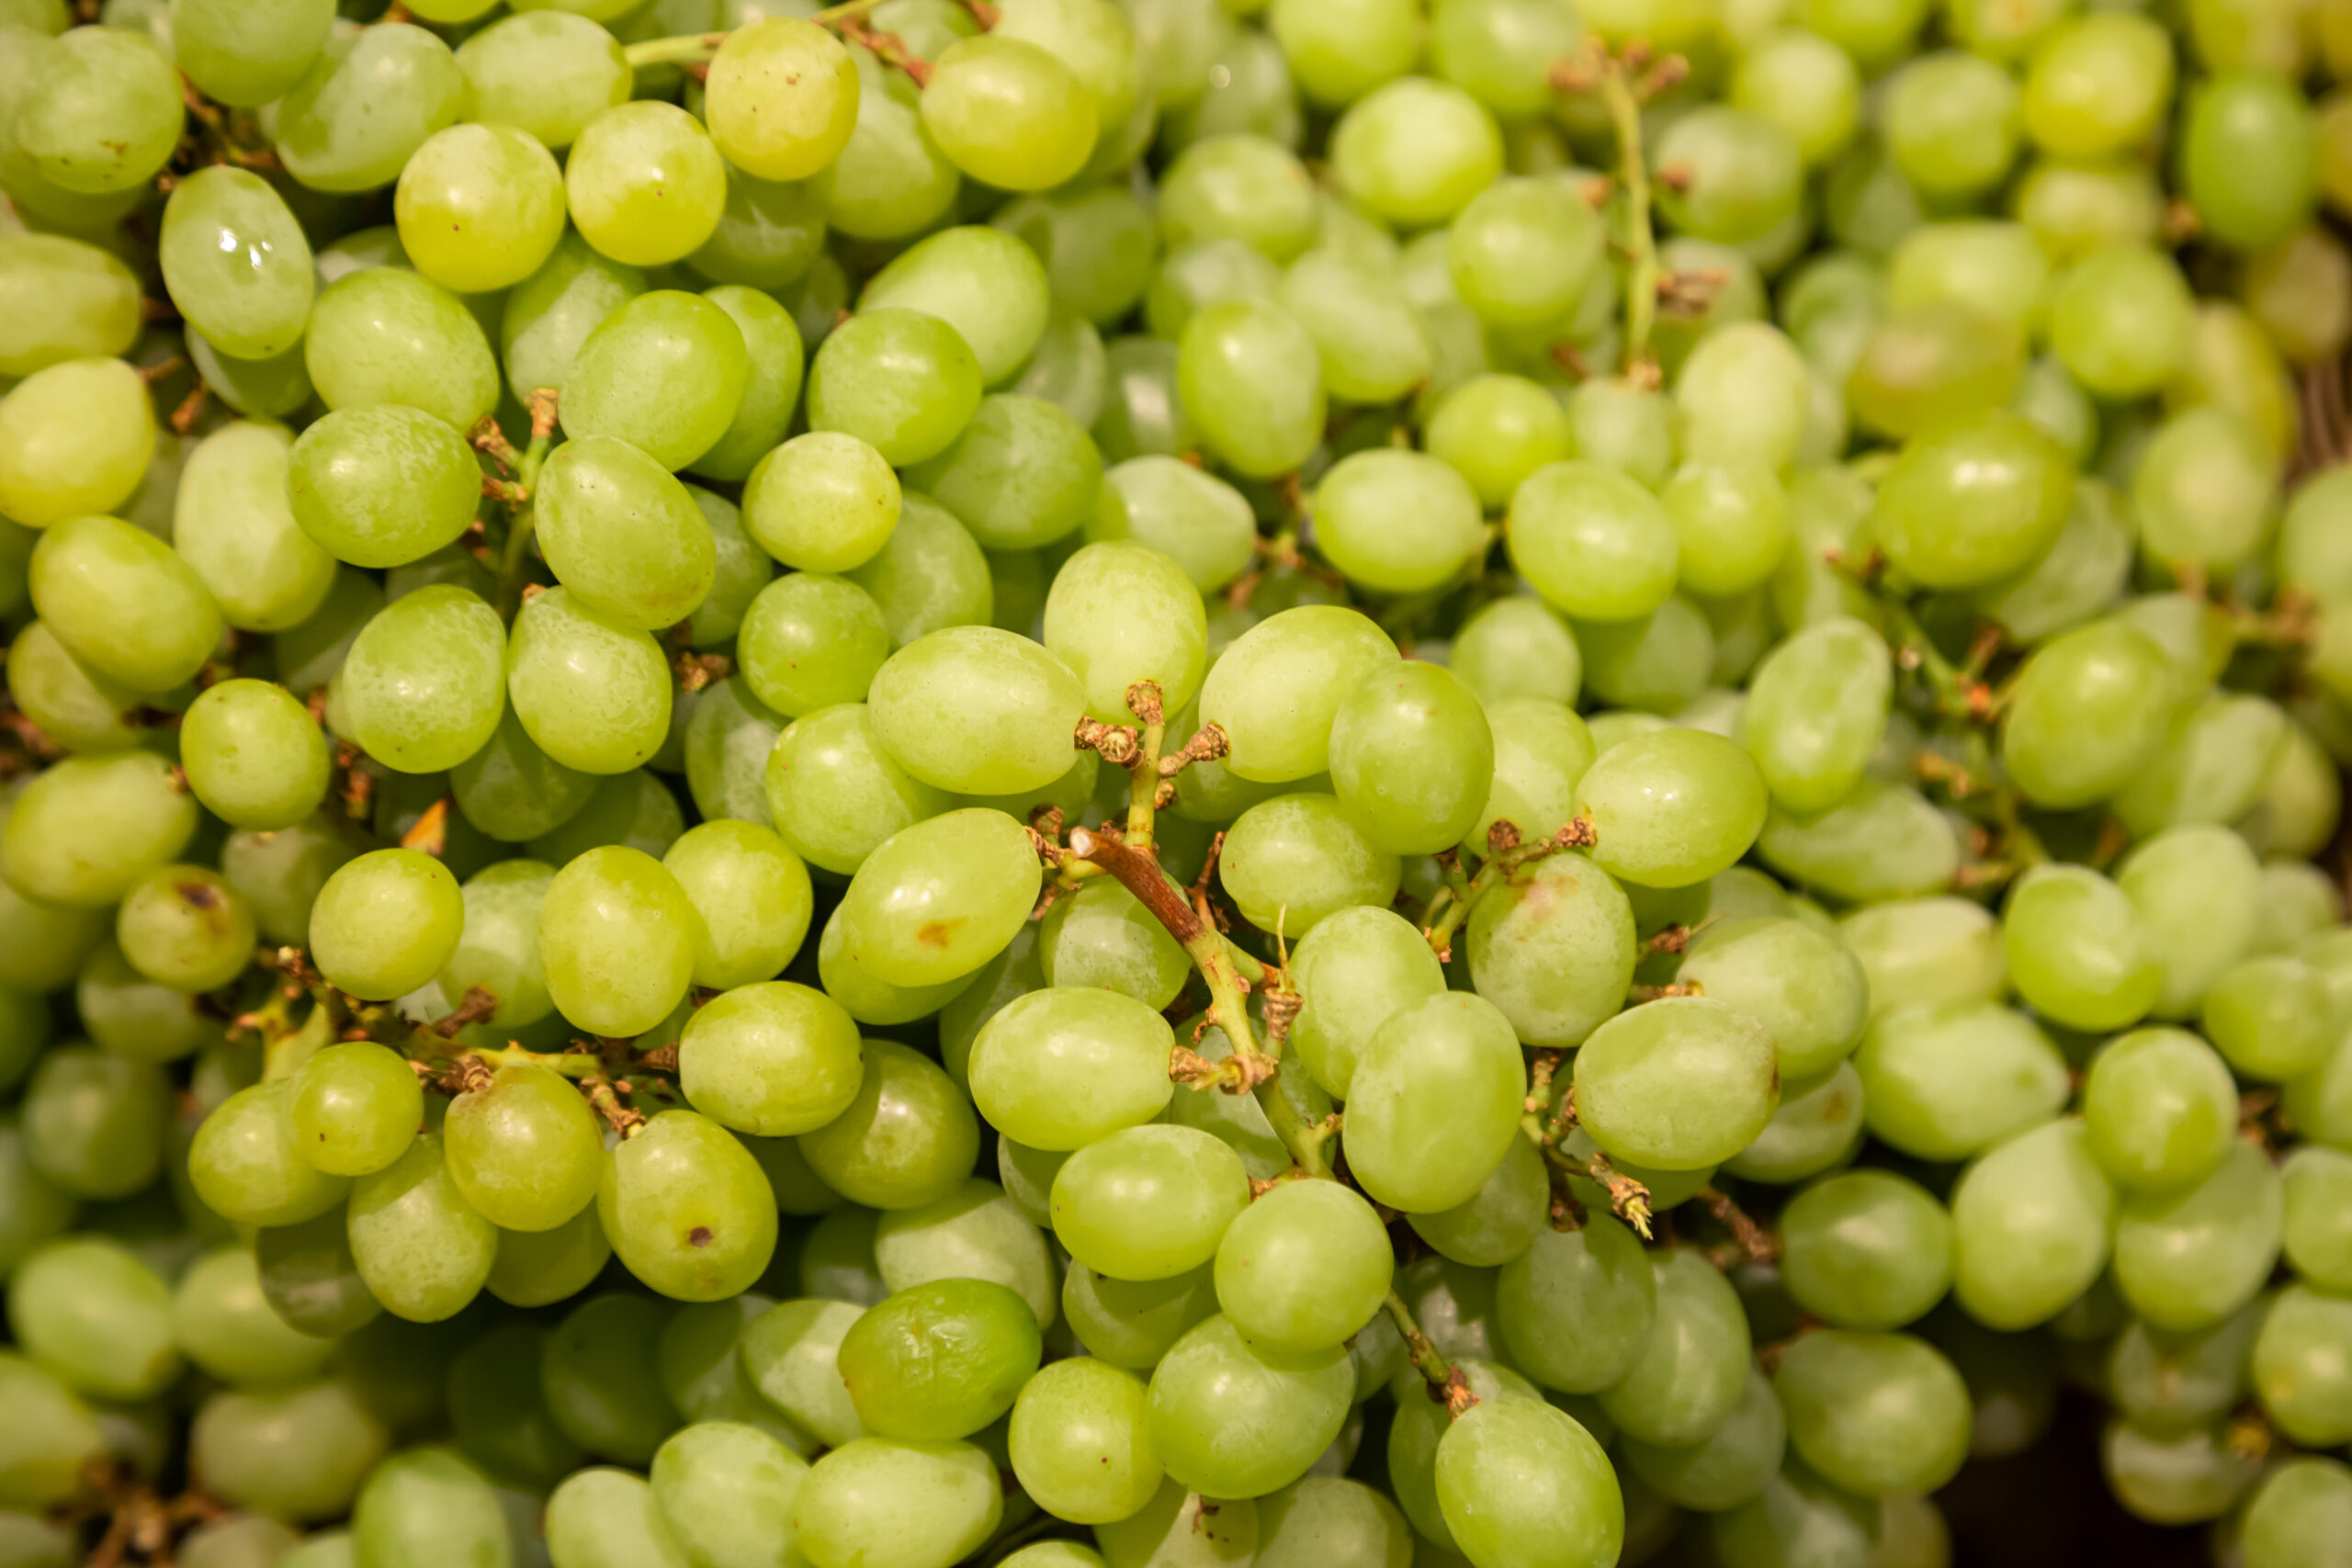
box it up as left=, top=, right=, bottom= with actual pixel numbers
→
left=276, top=25, right=468, bottom=193
left=920, top=37, right=1100, bottom=192
left=504, top=587, right=673, bottom=775
left=706, top=19, right=860, bottom=181
left=0, top=357, right=157, bottom=529
left=599, top=1108, right=778, bottom=1302
left=393, top=124, right=568, bottom=294
left=566, top=101, right=731, bottom=266
left=28, top=513, right=224, bottom=694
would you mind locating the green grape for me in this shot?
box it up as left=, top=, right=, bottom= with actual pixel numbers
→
left=564, top=297, right=752, bottom=481
left=0, top=1350, right=104, bottom=1509
left=2132, top=406, right=2278, bottom=572
left=1871, top=411, right=2074, bottom=590
left=505, top=587, right=672, bottom=775
left=1214, top=1179, right=1390, bottom=1353
left=2103, top=1417, right=2266, bottom=1525
left=1408, top=1133, right=1547, bottom=1268
left=837, top=1278, right=1041, bottom=1440
left=2202, top=952, right=2334, bottom=1078
left=1278, top=250, right=1434, bottom=406
left=1466, top=696, right=1599, bottom=854
left=1654, top=105, right=1804, bottom=246
left=2284, top=1146, right=2352, bottom=1290
left=2000, top=863, right=2161, bottom=1032
left=10, top=24, right=177, bottom=193
left=251, top=1211, right=378, bottom=1339
left=862, top=226, right=1054, bottom=391
left=350, top=1448, right=510, bottom=1568
left=1322, top=662, right=1491, bottom=855
left=1779, top=1170, right=1953, bottom=1332
left=344, top=1132, right=496, bottom=1323
left=2168, top=299, right=2298, bottom=465
left=286, top=407, right=482, bottom=574
left=172, top=421, right=336, bottom=634
left=1852, top=1000, right=2067, bottom=1161
left=191, top=1383, right=389, bottom=1524
left=2181, top=71, right=2317, bottom=251
left=1037, top=543, right=1206, bottom=720
left=797, top=1038, right=978, bottom=1210
left=967, top=987, right=1173, bottom=1149
left=1035, top=873, right=1188, bottom=1008
left=1972, top=476, right=2132, bottom=642
left=4, top=751, right=197, bottom=908
left=2242, top=1457, right=2352, bottom=1568
left=76, top=937, right=225, bottom=1064
left=705, top=17, right=858, bottom=181
left=311, top=847, right=466, bottom=1008
left=1342, top=992, right=1524, bottom=1212
left=808, top=309, right=985, bottom=468
left=449, top=1323, right=584, bottom=1489
left=2117, top=823, right=2261, bottom=1019
left=1013, top=310, right=1108, bottom=426
left=390, top=113, right=567, bottom=297
left=684, top=166, right=830, bottom=292
left=1729, top=28, right=1861, bottom=165
left=1444, top=177, right=1604, bottom=333
left=273, top=570, right=383, bottom=703
left=1738, top=617, right=1891, bottom=815
left=292, top=1042, right=425, bottom=1179
left=456, top=13, right=631, bottom=150
left=1672, top=321, right=1810, bottom=471
left=1883, top=50, right=2021, bottom=199
left=831, top=807, right=1037, bottom=990
left=1315, top=456, right=1485, bottom=602
left=1005, top=1358, right=1159, bottom=1527
left=661, top=822, right=811, bottom=990
left=2255, top=1283, right=2352, bottom=1445
left=742, top=1297, right=867, bottom=1445
left=5, top=620, right=144, bottom=754
left=527, top=770, right=684, bottom=864
left=536, top=433, right=720, bottom=628
left=1658, top=462, right=1788, bottom=601
left=919, top=36, right=1098, bottom=191
left=329, top=581, right=507, bottom=771
left=2248, top=859, right=2343, bottom=952
left=450, top=716, right=594, bottom=846
left=741, top=437, right=899, bottom=585
left=2017, top=11, right=2174, bottom=158
left=693, top=288, right=807, bottom=482
left=172, top=0, right=332, bottom=104
left=867, top=626, right=1084, bottom=795
left=1505, top=461, right=1679, bottom=625
left=763, top=703, right=950, bottom=876
left=28, top=511, right=221, bottom=695
left=996, top=185, right=1157, bottom=329
left=673, top=981, right=860, bottom=1140
left=1176, top=297, right=1327, bottom=479
left=6, top=1235, right=176, bottom=1400
left=2046, top=245, right=2194, bottom=400
left=1386, top=1358, right=1538, bottom=1549
left=1572, top=996, right=1778, bottom=1171
left=1574, top=728, right=1769, bottom=889
left=872, top=1176, right=1056, bottom=1326
left=1433, top=1396, right=1621, bottom=1568
left=1286, top=906, right=1445, bottom=1100
left=1051, top=1123, right=1249, bottom=1280
left=158, top=168, right=316, bottom=362
left=303, top=267, right=500, bottom=432
left=276, top=24, right=466, bottom=191
left=1679, top=916, right=1869, bottom=1086
left=791, top=1438, right=1001, bottom=1568
left=500, top=233, right=645, bottom=406
left=171, top=1244, right=335, bottom=1388
left=1148, top=1313, right=1351, bottom=1499
left=1772, top=1330, right=1970, bottom=1498
left=0, top=232, right=138, bottom=382
left=1329, top=76, right=1503, bottom=227
left=1998, top=619, right=2180, bottom=808
left=1059, top=1263, right=1216, bottom=1373
left=1218, top=792, right=1400, bottom=934
left=1420, top=382, right=1568, bottom=517
left=1464, top=851, right=1634, bottom=1050
left=1574, top=599, right=1715, bottom=716
left=1599, top=1251, right=1752, bottom=1446
left=2110, top=1136, right=2278, bottom=1335
left=1203, top=608, right=1399, bottom=783
left=566, top=101, right=729, bottom=266
left=0, top=1119, right=73, bottom=1277
left=1951, top=1119, right=2114, bottom=1330
left=1158, top=134, right=1316, bottom=262
left=442, top=1063, right=603, bottom=1234
left=600, top=1108, right=778, bottom=1302
left=539, top=845, right=698, bottom=1038
left=114, top=864, right=254, bottom=993
left=899, top=400, right=1100, bottom=563
left=649, top=1421, right=811, bottom=1568
left=817, top=57, right=962, bottom=243
left=1147, top=238, right=1281, bottom=342
left=188, top=1073, right=353, bottom=1225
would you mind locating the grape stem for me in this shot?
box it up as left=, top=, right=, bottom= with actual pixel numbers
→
left=1419, top=816, right=1600, bottom=962
left=1383, top=1292, right=1478, bottom=1416
left=1121, top=681, right=1169, bottom=848
left=497, top=390, right=560, bottom=613
left=1063, top=825, right=1329, bottom=1180
left=1551, top=41, right=1688, bottom=388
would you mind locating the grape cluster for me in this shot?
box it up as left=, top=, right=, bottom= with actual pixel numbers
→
left=4, top=0, right=2352, bottom=1564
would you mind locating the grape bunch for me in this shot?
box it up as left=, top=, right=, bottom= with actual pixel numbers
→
left=5, top=0, right=2352, bottom=1563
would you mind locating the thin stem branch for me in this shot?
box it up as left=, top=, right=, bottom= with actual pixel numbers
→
left=1598, top=63, right=1660, bottom=384
left=1384, top=1292, right=1477, bottom=1416
left=1122, top=681, right=1167, bottom=849
left=498, top=390, right=558, bottom=613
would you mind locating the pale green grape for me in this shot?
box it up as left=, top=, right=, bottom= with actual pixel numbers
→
left=791, top=1438, right=1001, bottom=1568
left=173, top=0, right=334, bottom=105
left=2048, top=244, right=2195, bottom=399
left=967, top=987, right=1173, bottom=1150
left=662, top=821, right=811, bottom=990
left=862, top=225, right=1054, bottom=391
left=2241, top=1458, right=2352, bottom=1568
left=1278, top=250, right=1433, bottom=406
left=1434, top=1396, right=1622, bottom=1568
left=1148, top=1314, right=1351, bottom=1499
left=1177, top=297, right=1327, bottom=478
left=451, top=716, right=595, bottom=845
left=0, top=232, right=137, bottom=380
left=505, top=587, right=672, bottom=774
left=763, top=703, right=951, bottom=876
left=189, top=1383, right=388, bottom=1524
left=277, top=25, right=466, bottom=192
left=817, top=60, right=962, bottom=243
left=1679, top=916, right=1869, bottom=1086
left=1035, top=873, right=1189, bottom=1010
left=650, top=1421, right=811, bottom=1568
left=705, top=17, right=859, bottom=181
left=346, top=1133, right=496, bottom=1323
left=159, top=168, right=316, bottom=361
left=1343, top=992, right=1524, bottom=1213
left=1407, top=1130, right=1546, bottom=1269
left=303, top=267, right=500, bottom=432
left=1673, top=321, right=1811, bottom=470
left=536, top=434, right=719, bottom=628
left=1212, top=1173, right=1391, bottom=1356
left=831, top=807, right=1037, bottom=988
left=168, top=423, right=332, bottom=634
left=2111, top=1136, right=2278, bottom=1334
left=1463, top=851, right=1634, bottom=1049
left=1738, top=617, right=1891, bottom=814
left=1852, top=999, right=2067, bottom=1161
left=2114, top=693, right=2290, bottom=836
left=170, top=1244, right=338, bottom=1389
left=350, top=1448, right=510, bottom=1568
left=2118, top=823, right=2261, bottom=1019
left=808, top=309, right=985, bottom=468
left=1329, top=76, right=1502, bottom=226
left=501, top=232, right=645, bottom=405
left=1755, top=779, right=1962, bottom=904
left=1050, top=1124, right=1248, bottom=1280
left=1951, top=1119, right=2114, bottom=1330
left=456, top=12, right=631, bottom=150
left=1289, top=905, right=1445, bottom=1100
left=394, top=124, right=567, bottom=295
left=865, top=626, right=1083, bottom=795
left=337, top=585, right=507, bottom=774
left=1008, top=1358, right=1160, bottom=1526
left=1572, top=996, right=1778, bottom=1171
left=1041, top=541, right=1207, bottom=717
left=1061, top=1263, right=1218, bottom=1374
left=19, top=518, right=207, bottom=702
left=1779, top=1170, right=1952, bottom=1331
left=1202, top=607, right=1398, bottom=782
left=288, top=406, right=482, bottom=572
left=2284, top=1146, right=2352, bottom=1291
left=3, top=751, right=196, bottom=908
left=1159, top=133, right=1317, bottom=262
left=444, top=1063, right=604, bottom=1234
left=11, top=25, right=177, bottom=194
left=1600, top=1251, right=1753, bottom=1446
left=2202, top=952, right=2335, bottom=1078
left=1219, top=792, right=1400, bottom=935
left=919, top=36, right=1099, bottom=191
left=6, top=1235, right=177, bottom=1400
left=601, top=1108, right=778, bottom=1302
left=0, top=1350, right=105, bottom=1509
left=1505, top=461, right=1679, bottom=625
left=1574, top=728, right=1768, bottom=889
left=872, top=1175, right=1055, bottom=1326
left=674, top=981, right=860, bottom=1140
left=251, top=1212, right=378, bottom=1339
left=1148, top=238, right=1281, bottom=342
left=1774, top=1330, right=1970, bottom=1497
left=742, top=1296, right=868, bottom=1445
left=113, top=863, right=254, bottom=993
left=1873, top=411, right=2074, bottom=589
left=2000, top=863, right=2162, bottom=1032
left=539, top=845, right=698, bottom=1038
left=292, top=1042, right=424, bottom=1179
left=563, top=293, right=752, bottom=478
left=838, top=1277, right=1040, bottom=1440
left=1998, top=619, right=2181, bottom=808
left=2132, top=406, right=2278, bottom=572
left=566, top=101, right=729, bottom=266
left=797, top=1038, right=978, bottom=1210
left=1425, top=378, right=1574, bottom=515
left=2181, top=71, right=2318, bottom=252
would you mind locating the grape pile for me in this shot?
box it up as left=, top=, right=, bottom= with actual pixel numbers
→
left=5, top=0, right=2352, bottom=1564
